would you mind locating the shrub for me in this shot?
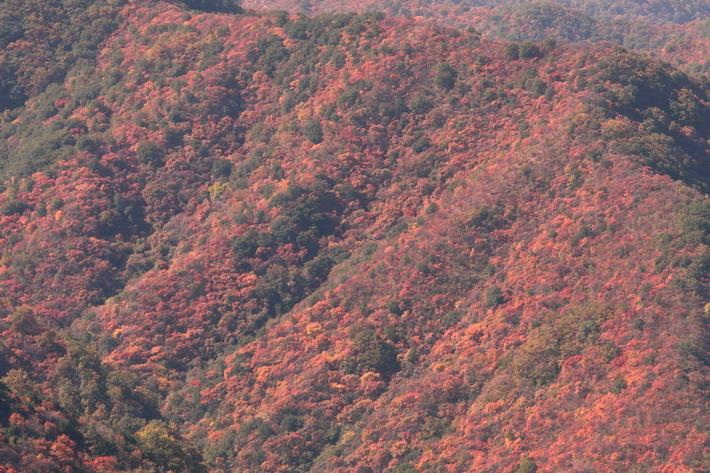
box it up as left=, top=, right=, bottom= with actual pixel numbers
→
left=511, top=304, right=613, bottom=386
left=211, top=158, right=233, bottom=178
left=386, top=300, right=404, bottom=315
left=270, top=216, right=299, bottom=245
left=255, top=35, right=289, bottom=77
left=279, top=414, right=304, bottom=432
left=520, top=42, right=542, bottom=59
left=163, top=128, right=183, bottom=147
left=304, top=255, right=335, bottom=280
left=284, top=17, right=312, bottom=40
left=348, top=328, right=400, bottom=378
left=137, top=141, right=164, bottom=166
left=542, top=38, right=557, bottom=52
left=409, top=93, right=434, bottom=114
left=97, top=209, right=124, bottom=236
left=485, top=285, right=504, bottom=308
left=1, top=199, right=29, bottom=216
left=183, top=0, right=243, bottom=14
left=518, top=455, right=538, bottom=473
left=10, top=307, right=41, bottom=335
left=303, top=118, right=324, bottom=144
left=611, top=377, right=628, bottom=393
left=136, top=420, right=206, bottom=473
left=0, top=381, right=10, bottom=423
left=434, top=62, right=457, bottom=90
left=505, top=43, right=520, bottom=60
left=76, top=135, right=100, bottom=152
left=232, top=230, right=260, bottom=259
left=412, top=136, right=431, bottom=154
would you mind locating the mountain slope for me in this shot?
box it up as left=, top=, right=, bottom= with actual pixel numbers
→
left=239, top=0, right=710, bottom=78
left=0, top=2, right=708, bottom=472
left=243, top=0, right=710, bottom=23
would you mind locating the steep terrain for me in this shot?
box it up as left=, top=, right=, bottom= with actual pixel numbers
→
left=240, top=0, right=710, bottom=78
left=0, top=1, right=709, bottom=472
left=243, top=0, right=710, bottom=23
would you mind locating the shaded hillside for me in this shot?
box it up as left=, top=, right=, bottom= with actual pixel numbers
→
left=0, top=0, right=241, bottom=113
left=0, top=0, right=122, bottom=111
left=0, top=2, right=708, bottom=472
left=240, top=0, right=710, bottom=77
left=243, top=0, right=709, bottom=24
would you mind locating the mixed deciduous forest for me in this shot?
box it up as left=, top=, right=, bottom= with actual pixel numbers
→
left=242, top=0, right=710, bottom=78
left=0, top=0, right=708, bottom=472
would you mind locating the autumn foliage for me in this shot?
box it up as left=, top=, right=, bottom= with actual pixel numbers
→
left=0, top=0, right=708, bottom=472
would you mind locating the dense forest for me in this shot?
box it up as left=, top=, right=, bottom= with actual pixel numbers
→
left=243, top=0, right=710, bottom=23
left=0, top=0, right=708, bottom=472
left=241, top=0, right=710, bottom=78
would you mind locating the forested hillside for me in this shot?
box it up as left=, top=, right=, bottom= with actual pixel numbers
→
left=241, top=0, right=710, bottom=78
left=0, top=0, right=708, bottom=472
left=245, top=0, right=710, bottom=23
